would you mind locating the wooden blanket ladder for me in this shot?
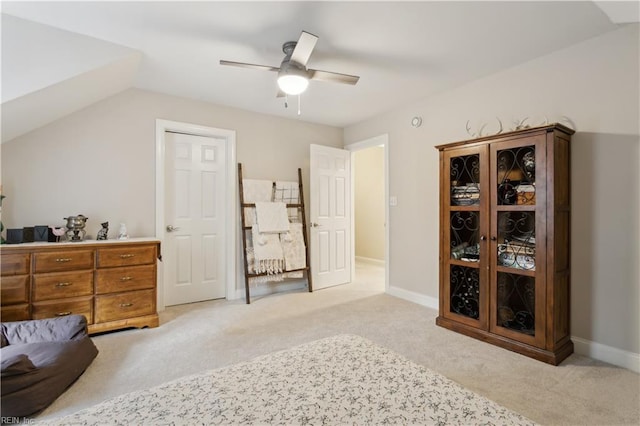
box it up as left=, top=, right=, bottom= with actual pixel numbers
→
left=238, top=163, right=313, bottom=303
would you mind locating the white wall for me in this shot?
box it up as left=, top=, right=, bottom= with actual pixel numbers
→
left=344, top=24, right=640, bottom=367
left=354, top=146, right=385, bottom=261
left=1, top=88, right=343, bottom=295
left=1, top=88, right=342, bottom=232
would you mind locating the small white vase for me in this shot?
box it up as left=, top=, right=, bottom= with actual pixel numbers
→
left=118, top=223, right=129, bottom=240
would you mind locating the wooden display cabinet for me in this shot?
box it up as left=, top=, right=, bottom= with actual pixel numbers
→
left=435, top=123, right=573, bottom=365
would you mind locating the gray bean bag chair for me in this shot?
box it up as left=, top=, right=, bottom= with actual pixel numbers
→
left=1, top=315, right=98, bottom=418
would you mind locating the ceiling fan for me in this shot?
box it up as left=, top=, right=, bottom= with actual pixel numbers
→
left=220, top=31, right=360, bottom=97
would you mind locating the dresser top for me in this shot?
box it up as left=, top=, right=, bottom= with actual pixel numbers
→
left=0, top=237, right=160, bottom=251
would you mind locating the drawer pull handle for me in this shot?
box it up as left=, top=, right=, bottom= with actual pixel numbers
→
left=56, top=311, right=72, bottom=316
left=56, top=282, right=72, bottom=287
left=120, top=254, right=135, bottom=259
left=56, top=258, right=72, bottom=263
left=119, top=303, right=134, bottom=308
left=120, top=276, right=133, bottom=282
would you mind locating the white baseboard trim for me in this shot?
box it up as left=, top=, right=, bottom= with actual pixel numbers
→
left=234, top=280, right=307, bottom=300
left=229, top=274, right=639, bottom=373
left=387, top=286, right=639, bottom=373
left=355, top=256, right=385, bottom=266
left=572, top=336, right=640, bottom=373
left=387, top=285, right=439, bottom=311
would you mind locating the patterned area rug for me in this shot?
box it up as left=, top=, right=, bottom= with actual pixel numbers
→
left=40, top=335, right=535, bottom=425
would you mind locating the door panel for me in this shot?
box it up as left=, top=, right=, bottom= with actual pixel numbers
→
left=165, top=132, right=226, bottom=305
left=310, top=144, right=351, bottom=290
left=441, top=145, right=489, bottom=330
left=489, top=135, right=546, bottom=348
left=318, top=230, right=330, bottom=273
left=175, top=235, right=192, bottom=284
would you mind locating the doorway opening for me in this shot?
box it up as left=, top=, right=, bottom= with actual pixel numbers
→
left=346, top=134, right=389, bottom=293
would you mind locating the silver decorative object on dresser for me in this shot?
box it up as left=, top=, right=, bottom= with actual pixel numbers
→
left=64, top=215, right=88, bottom=242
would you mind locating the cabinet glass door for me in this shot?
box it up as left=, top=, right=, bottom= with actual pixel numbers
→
left=443, top=146, right=488, bottom=329
left=490, top=137, right=545, bottom=347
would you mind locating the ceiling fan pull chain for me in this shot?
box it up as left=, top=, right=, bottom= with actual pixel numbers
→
left=297, top=94, right=301, bottom=116
left=284, top=94, right=289, bottom=109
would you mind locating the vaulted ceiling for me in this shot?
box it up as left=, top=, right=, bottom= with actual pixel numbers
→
left=2, top=1, right=637, bottom=142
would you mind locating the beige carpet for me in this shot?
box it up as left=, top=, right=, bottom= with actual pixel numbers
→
left=38, top=334, right=535, bottom=425
left=34, top=262, right=639, bottom=425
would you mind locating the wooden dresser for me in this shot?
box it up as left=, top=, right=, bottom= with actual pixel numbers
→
left=1, top=238, right=160, bottom=334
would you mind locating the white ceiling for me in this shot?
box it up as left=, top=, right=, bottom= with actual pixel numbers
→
left=1, top=1, right=633, bottom=139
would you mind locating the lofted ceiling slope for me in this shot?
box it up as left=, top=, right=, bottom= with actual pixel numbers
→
left=1, top=14, right=141, bottom=142
left=1, top=1, right=633, bottom=142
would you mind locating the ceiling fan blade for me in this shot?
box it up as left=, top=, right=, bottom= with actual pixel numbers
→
left=289, top=31, right=318, bottom=66
left=309, top=69, right=360, bottom=85
left=219, top=60, right=279, bottom=72
left=276, top=89, right=286, bottom=98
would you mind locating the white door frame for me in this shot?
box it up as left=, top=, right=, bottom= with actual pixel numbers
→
left=155, top=119, right=237, bottom=310
left=345, top=134, right=389, bottom=292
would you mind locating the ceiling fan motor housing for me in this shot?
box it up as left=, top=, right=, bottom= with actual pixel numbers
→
left=282, top=41, right=298, bottom=56
left=279, top=59, right=309, bottom=78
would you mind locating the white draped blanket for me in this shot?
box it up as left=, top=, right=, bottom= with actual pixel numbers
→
left=281, top=222, right=306, bottom=271
left=274, top=180, right=299, bottom=203
left=251, top=224, right=284, bottom=275
left=242, top=179, right=273, bottom=203
left=242, top=179, right=273, bottom=226
left=274, top=180, right=300, bottom=222
left=255, top=201, right=290, bottom=233
left=242, top=179, right=305, bottom=284
left=39, top=335, right=536, bottom=425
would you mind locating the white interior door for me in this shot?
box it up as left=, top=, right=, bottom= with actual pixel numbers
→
left=164, top=132, right=227, bottom=305
left=310, top=144, right=351, bottom=290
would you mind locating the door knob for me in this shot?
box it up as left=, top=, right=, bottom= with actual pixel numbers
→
left=166, top=225, right=181, bottom=232
left=310, top=222, right=320, bottom=228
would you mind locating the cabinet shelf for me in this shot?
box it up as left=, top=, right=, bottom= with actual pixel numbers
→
left=449, top=205, right=481, bottom=212
left=449, top=259, right=481, bottom=268
left=495, top=265, right=536, bottom=277
left=495, top=205, right=536, bottom=212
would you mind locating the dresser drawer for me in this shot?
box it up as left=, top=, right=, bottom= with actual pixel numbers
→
left=95, top=289, right=155, bottom=323
left=34, top=250, right=94, bottom=273
left=1, top=253, right=30, bottom=276
left=32, top=297, right=93, bottom=323
left=95, top=264, right=155, bottom=294
left=33, top=271, right=93, bottom=301
left=1, top=304, right=30, bottom=322
left=97, top=245, right=157, bottom=268
left=1, top=275, right=29, bottom=304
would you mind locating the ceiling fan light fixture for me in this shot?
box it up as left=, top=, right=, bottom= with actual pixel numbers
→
left=277, top=60, right=309, bottom=95
left=277, top=74, right=309, bottom=95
